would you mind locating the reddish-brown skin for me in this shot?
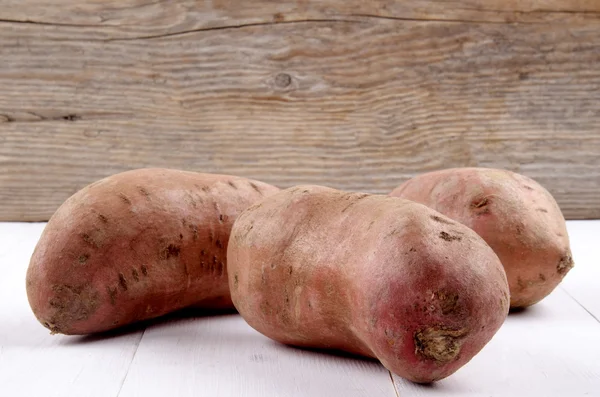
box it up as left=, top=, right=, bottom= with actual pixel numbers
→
left=389, top=168, right=574, bottom=308
left=26, top=168, right=279, bottom=335
left=228, top=186, right=509, bottom=383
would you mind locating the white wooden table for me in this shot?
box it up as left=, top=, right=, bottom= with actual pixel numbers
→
left=1, top=221, right=598, bottom=397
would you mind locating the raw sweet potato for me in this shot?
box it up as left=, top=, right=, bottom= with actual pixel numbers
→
left=228, top=186, right=509, bottom=383
left=390, top=167, right=573, bottom=308
left=26, top=168, right=279, bottom=335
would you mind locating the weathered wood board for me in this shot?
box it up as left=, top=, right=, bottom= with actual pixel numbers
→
left=1, top=1, right=599, bottom=221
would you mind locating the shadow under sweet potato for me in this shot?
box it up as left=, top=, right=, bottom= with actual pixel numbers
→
left=62, top=306, right=238, bottom=345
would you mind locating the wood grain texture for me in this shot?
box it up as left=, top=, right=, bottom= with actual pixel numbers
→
left=0, top=223, right=145, bottom=397
left=1, top=1, right=599, bottom=221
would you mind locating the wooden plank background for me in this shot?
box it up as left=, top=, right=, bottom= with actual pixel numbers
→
left=1, top=0, right=599, bottom=221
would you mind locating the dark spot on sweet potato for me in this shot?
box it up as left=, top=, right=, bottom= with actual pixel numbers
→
left=202, top=186, right=210, bottom=193
left=138, top=187, right=151, bottom=197
left=368, top=220, right=375, bottom=230
left=219, top=214, right=224, bottom=224
left=160, top=244, right=181, bottom=260
left=537, top=208, right=549, bottom=213
left=201, top=249, right=206, bottom=256
left=414, top=326, right=467, bottom=363
left=228, top=181, right=237, bottom=189
left=435, top=291, right=460, bottom=315
left=118, top=273, right=128, bottom=291
left=78, top=254, right=90, bottom=264
left=141, top=265, right=148, bottom=276
left=242, top=224, right=255, bottom=239
left=249, top=182, right=262, bottom=194
left=523, top=185, right=534, bottom=191
left=539, top=273, right=546, bottom=282
left=216, top=239, right=223, bottom=249
left=233, top=274, right=239, bottom=287
left=439, top=231, right=462, bottom=242
left=107, top=286, right=117, bottom=305
left=516, top=224, right=524, bottom=235
left=80, top=233, right=98, bottom=248
left=209, top=230, right=214, bottom=242
left=288, top=266, right=293, bottom=275
left=557, top=253, right=574, bottom=275
left=270, top=263, right=277, bottom=269
left=179, top=233, right=183, bottom=240
left=97, top=214, right=109, bottom=223
left=48, top=284, right=100, bottom=330
left=387, top=227, right=402, bottom=238
left=409, top=247, right=417, bottom=252
left=430, top=215, right=454, bottom=225
left=182, top=218, right=187, bottom=226
left=470, top=197, right=491, bottom=215
left=132, top=269, right=140, bottom=282
left=118, top=193, right=132, bottom=205
left=471, top=197, right=489, bottom=208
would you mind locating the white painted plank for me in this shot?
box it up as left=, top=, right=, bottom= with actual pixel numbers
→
left=0, top=223, right=143, bottom=397
left=393, top=285, right=600, bottom=396
left=561, top=220, right=600, bottom=321
left=117, top=313, right=397, bottom=397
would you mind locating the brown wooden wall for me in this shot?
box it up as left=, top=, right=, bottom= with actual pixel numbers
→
left=1, top=1, right=599, bottom=221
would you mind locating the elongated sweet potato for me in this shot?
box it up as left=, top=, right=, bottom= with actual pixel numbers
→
left=390, top=168, right=573, bottom=308
left=26, top=168, right=279, bottom=335
left=228, top=186, right=509, bottom=383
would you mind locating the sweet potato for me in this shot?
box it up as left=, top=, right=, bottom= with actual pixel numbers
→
left=390, top=168, right=573, bottom=308
left=26, top=168, right=279, bottom=335
left=228, top=186, right=509, bottom=383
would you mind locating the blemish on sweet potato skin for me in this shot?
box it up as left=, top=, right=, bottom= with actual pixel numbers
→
left=160, top=244, right=181, bottom=260
left=439, top=231, right=462, bottom=242
left=118, top=273, right=128, bottom=291
left=25, top=168, right=279, bottom=335
left=557, top=253, right=574, bottom=275
left=430, top=215, right=454, bottom=225
left=414, top=327, right=468, bottom=363
left=118, top=193, right=132, bottom=205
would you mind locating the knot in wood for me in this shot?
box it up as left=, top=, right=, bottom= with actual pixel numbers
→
left=274, top=73, right=292, bottom=88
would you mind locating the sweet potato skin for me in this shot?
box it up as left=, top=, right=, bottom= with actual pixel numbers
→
left=26, top=168, right=279, bottom=335
left=228, top=186, right=509, bottom=383
left=390, top=168, right=573, bottom=308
